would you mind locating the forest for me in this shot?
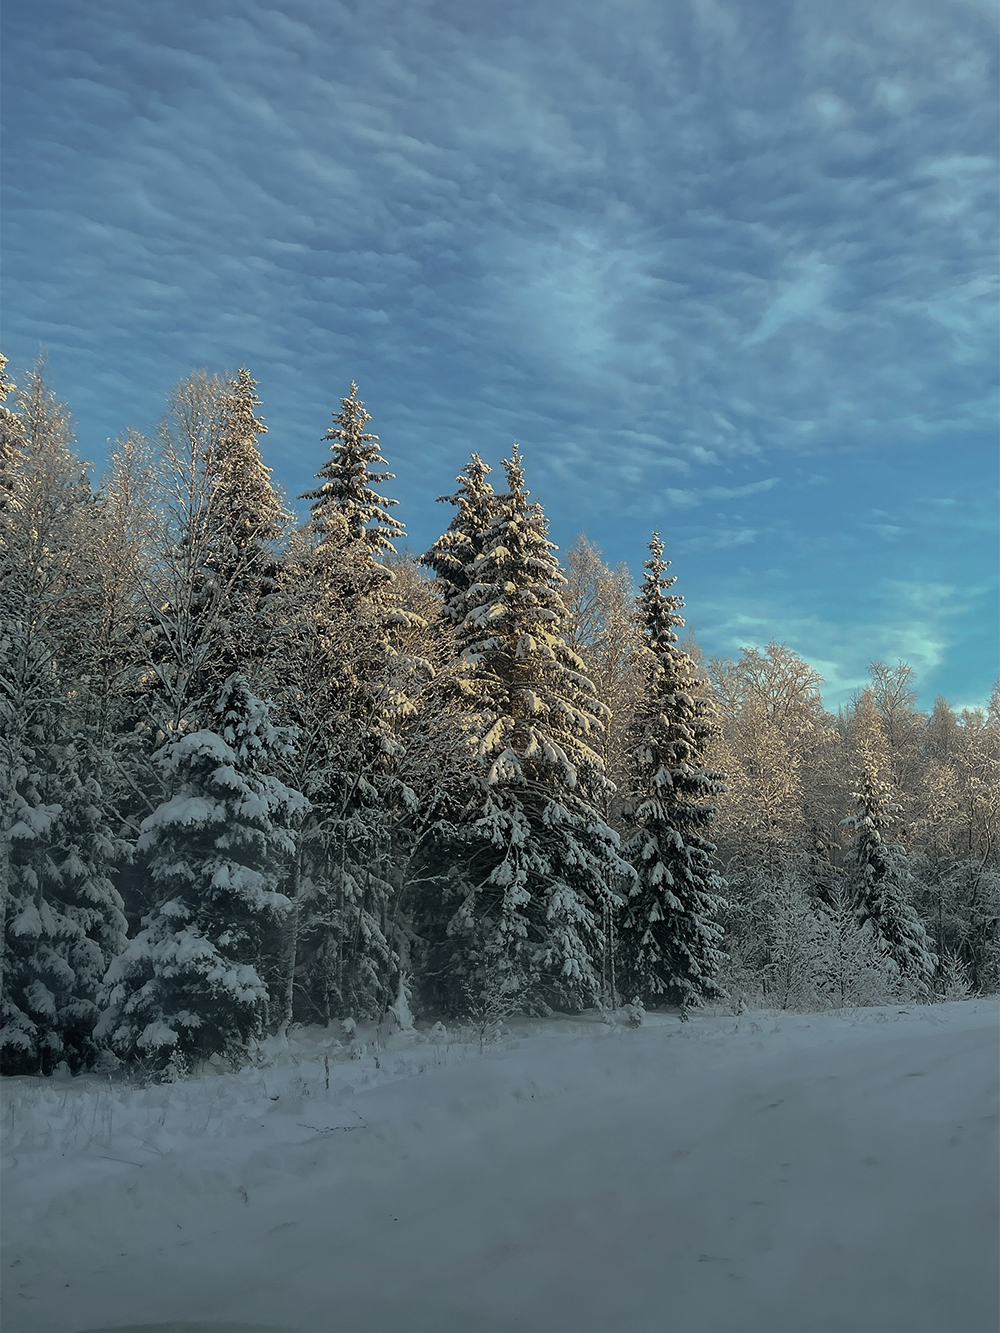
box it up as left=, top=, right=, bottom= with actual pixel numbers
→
left=1, top=355, right=997, bottom=1078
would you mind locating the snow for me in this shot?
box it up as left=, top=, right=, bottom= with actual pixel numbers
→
left=2, top=1000, right=997, bottom=1333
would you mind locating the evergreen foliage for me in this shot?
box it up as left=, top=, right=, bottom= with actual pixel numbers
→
left=300, top=382, right=404, bottom=555
left=97, top=676, right=307, bottom=1069
left=412, top=445, right=633, bottom=1015
left=147, top=369, right=288, bottom=728
left=278, top=388, right=425, bottom=1024
left=1, top=721, right=129, bottom=1073
left=0, top=364, right=128, bottom=1072
left=205, top=367, right=287, bottom=683
left=0, top=357, right=994, bottom=1072
left=420, top=454, right=497, bottom=628
left=619, top=534, right=727, bottom=1011
left=843, top=764, right=937, bottom=992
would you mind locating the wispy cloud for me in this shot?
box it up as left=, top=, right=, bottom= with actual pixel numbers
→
left=1, top=0, right=996, bottom=708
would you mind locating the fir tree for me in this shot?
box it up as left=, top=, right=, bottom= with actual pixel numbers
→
left=1, top=726, right=129, bottom=1073
left=843, top=764, right=937, bottom=992
left=619, top=534, right=727, bottom=1012
left=817, top=885, right=897, bottom=1008
left=276, top=387, right=424, bottom=1025
left=300, top=382, right=404, bottom=555
left=0, top=363, right=128, bottom=1072
left=98, top=675, right=308, bottom=1070
left=146, top=369, right=287, bottom=729
left=420, top=454, right=497, bottom=628
left=411, top=445, right=633, bottom=1016
left=204, top=367, right=287, bottom=683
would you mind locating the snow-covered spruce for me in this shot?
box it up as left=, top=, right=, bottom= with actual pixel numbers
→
left=1, top=730, right=129, bottom=1074
left=203, top=366, right=288, bottom=685
left=1, top=365, right=128, bottom=1072
left=817, top=886, right=898, bottom=1008
left=98, top=676, right=308, bottom=1069
left=144, top=368, right=288, bottom=732
left=420, top=454, right=498, bottom=630
left=619, top=534, right=727, bottom=1012
left=277, top=385, right=427, bottom=1024
left=411, top=444, right=633, bottom=1016
left=842, top=764, right=937, bottom=994
left=300, top=381, right=404, bottom=555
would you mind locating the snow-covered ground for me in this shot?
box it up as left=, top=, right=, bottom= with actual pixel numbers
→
left=2, top=1000, right=997, bottom=1333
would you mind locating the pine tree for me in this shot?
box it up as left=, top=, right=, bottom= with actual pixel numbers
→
left=843, top=764, right=936, bottom=993
left=411, top=445, right=633, bottom=1016
left=619, top=534, right=727, bottom=1012
left=97, top=676, right=308, bottom=1070
left=420, top=454, right=497, bottom=629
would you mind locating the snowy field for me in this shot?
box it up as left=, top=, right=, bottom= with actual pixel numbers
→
left=2, top=999, right=997, bottom=1333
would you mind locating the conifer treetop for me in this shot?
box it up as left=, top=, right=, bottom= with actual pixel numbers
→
left=620, top=532, right=727, bottom=1011
left=631, top=532, right=720, bottom=775
left=457, top=443, right=610, bottom=795
left=421, top=452, right=496, bottom=628
left=210, top=367, right=286, bottom=559
left=842, top=760, right=936, bottom=986
left=300, top=383, right=404, bottom=555
left=638, top=531, right=682, bottom=655
left=843, top=763, right=903, bottom=878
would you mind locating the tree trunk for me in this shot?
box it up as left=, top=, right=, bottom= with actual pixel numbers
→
left=278, top=848, right=302, bottom=1034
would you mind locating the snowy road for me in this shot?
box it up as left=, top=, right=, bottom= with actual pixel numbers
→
left=3, top=1001, right=997, bottom=1333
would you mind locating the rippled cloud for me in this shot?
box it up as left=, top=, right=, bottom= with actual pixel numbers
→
left=2, top=0, right=996, bottom=705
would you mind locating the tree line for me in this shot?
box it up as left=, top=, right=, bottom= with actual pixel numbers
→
left=1, top=356, right=996, bottom=1076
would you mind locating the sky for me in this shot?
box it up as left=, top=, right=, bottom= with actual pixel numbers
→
left=2, top=0, right=997, bottom=711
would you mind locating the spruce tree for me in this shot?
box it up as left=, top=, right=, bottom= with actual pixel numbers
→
left=619, top=534, right=727, bottom=1012
left=205, top=367, right=287, bottom=684
left=411, top=445, right=632, bottom=1016
left=275, top=384, right=421, bottom=1025
left=147, top=368, right=287, bottom=729
left=0, top=363, right=128, bottom=1072
left=98, top=675, right=307, bottom=1070
left=842, top=763, right=936, bottom=992
left=420, top=454, right=497, bottom=628
left=2, top=727, right=129, bottom=1073
left=300, top=382, right=404, bottom=555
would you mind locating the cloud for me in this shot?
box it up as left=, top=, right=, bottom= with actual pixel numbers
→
left=697, top=573, right=997, bottom=711
left=662, top=478, right=780, bottom=509
left=1, top=0, right=995, bottom=709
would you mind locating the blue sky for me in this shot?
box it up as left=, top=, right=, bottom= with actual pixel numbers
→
left=3, top=0, right=997, bottom=709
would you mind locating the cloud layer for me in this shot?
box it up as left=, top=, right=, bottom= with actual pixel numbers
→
left=3, top=0, right=996, bottom=707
